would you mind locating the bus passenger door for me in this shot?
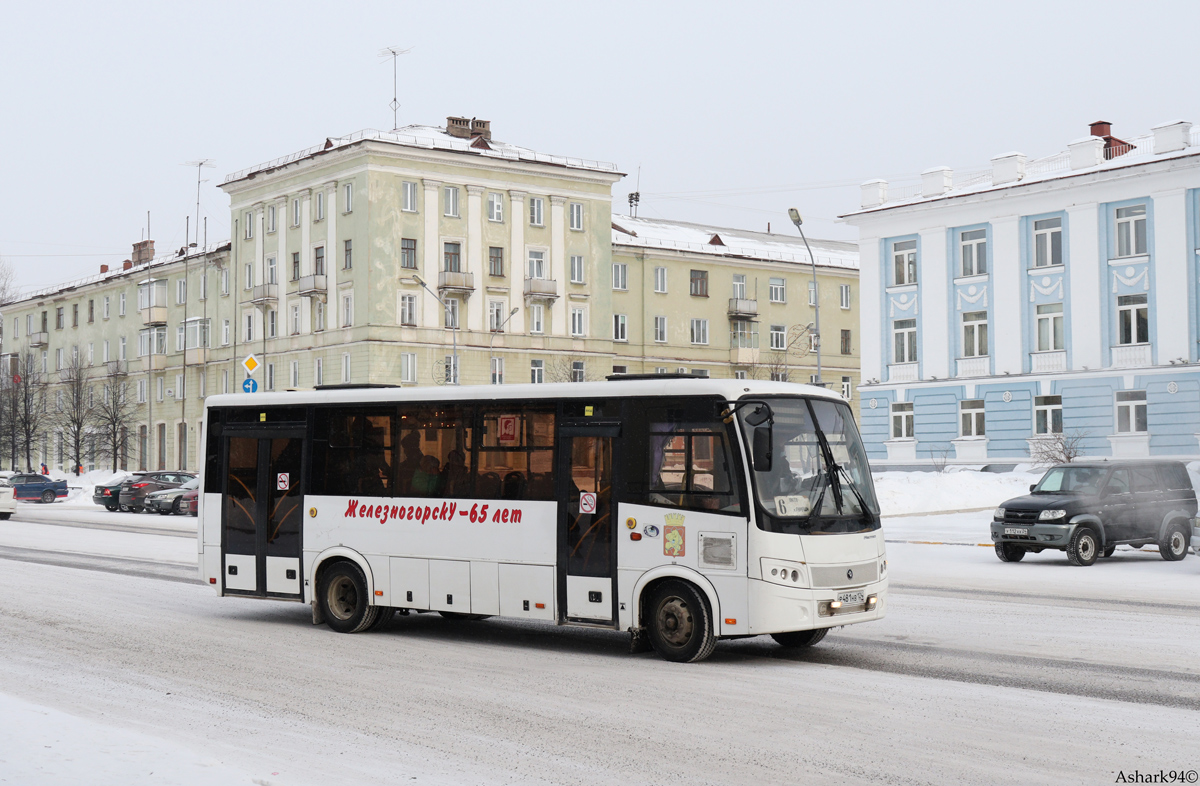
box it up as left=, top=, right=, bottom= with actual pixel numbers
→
left=557, top=426, right=619, bottom=625
left=222, top=433, right=304, bottom=598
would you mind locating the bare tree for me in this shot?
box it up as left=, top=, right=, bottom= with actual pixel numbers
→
left=928, top=444, right=953, bottom=473
left=544, top=355, right=601, bottom=383
left=0, top=255, right=17, bottom=307
left=749, top=324, right=814, bottom=382
left=94, top=376, right=137, bottom=473
left=1028, top=429, right=1089, bottom=466
left=14, top=353, right=48, bottom=472
left=54, top=354, right=97, bottom=476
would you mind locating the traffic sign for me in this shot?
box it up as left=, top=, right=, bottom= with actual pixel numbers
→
left=243, top=378, right=258, bottom=393
left=243, top=354, right=259, bottom=375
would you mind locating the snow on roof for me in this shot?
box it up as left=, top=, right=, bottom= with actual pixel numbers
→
left=611, top=215, right=858, bottom=270
left=223, top=125, right=621, bottom=185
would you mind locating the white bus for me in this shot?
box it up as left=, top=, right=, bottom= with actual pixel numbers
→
left=198, top=377, right=886, bottom=662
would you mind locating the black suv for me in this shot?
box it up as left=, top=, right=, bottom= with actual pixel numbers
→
left=991, top=461, right=1196, bottom=566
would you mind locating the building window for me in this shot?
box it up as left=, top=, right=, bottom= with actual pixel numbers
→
left=244, top=313, right=254, bottom=342
left=571, top=361, right=585, bottom=382
left=569, top=202, right=583, bottom=231
left=689, top=270, right=708, bottom=297
left=530, top=359, right=544, bottom=384
left=807, top=281, right=818, bottom=306
left=734, top=370, right=747, bottom=380
left=571, top=308, right=586, bottom=337
left=1034, top=217, right=1063, bottom=267
left=840, top=329, right=852, bottom=355
left=244, top=211, right=253, bottom=239
left=443, top=298, right=459, bottom=330
left=529, top=304, right=544, bottom=334
left=401, top=238, right=417, bottom=270
left=157, top=377, right=164, bottom=402
left=175, top=325, right=185, bottom=352
left=1035, top=395, right=1062, bottom=435
left=654, top=316, right=667, bottom=343
left=137, top=379, right=147, bottom=403
left=612, top=314, right=627, bottom=341
left=489, top=301, right=506, bottom=332
left=292, top=198, right=301, bottom=226
left=343, top=239, right=353, bottom=270
left=612, top=365, right=628, bottom=375
left=315, top=357, right=324, bottom=387
left=72, top=304, right=80, bottom=327
left=840, top=284, right=851, bottom=309
left=961, top=400, right=985, bottom=437
left=1116, top=390, right=1147, bottom=433
left=222, top=370, right=228, bottom=394
left=266, top=363, right=276, bottom=391
left=341, top=353, right=351, bottom=383
left=732, top=274, right=746, bottom=300
left=267, top=309, right=277, bottom=338
left=103, top=296, right=110, bottom=319
left=342, top=292, right=353, bottom=328
left=444, top=186, right=460, bottom=218
left=612, top=263, right=627, bottom=291
left=690, top=318, right=709, bottom=345
left=199, top=275, right=207, bottom=300
left=87, top=300, right=94, bottom=323
left=488, top=192, right=503, bottom=222
left=841, top=376, right=853, bottom=400
left=444, top=355, right=459, bottom=385
left=893, top=239, right=917, bottom=285
left=55, top=307, right=64, bottom=329
left=769, top=277, right=786, bottom=303
left=491, top=357, right=504, bottom=384
left=891, top=402, right=914, bottom=439
left=343, top=183, right=353, bottom=213
left=119, top=293, right=126, bottom=315
left=267, top=204, right=276, bottom=233
left=402, top=182, right=418, bottom=212
left=314, top=247, right=325, bottom=276
left=962, top=311, right=988, bottom=357
left=292, top=252, right=300, bottom=280
left=289, top=361, right=299, bottom=388
left=529, top=197, right=544, bottom=227
left=960, top=229, right=988, bottom=277
left=266, top=257, right=277, bottom=285
left=654, top=267, right=667, bottom=293
left=488, top=247, right=504, bottom=277
left=315, top=300, right=326, bottom=332
left=444, top=242, right=462, bottom=272
left=244, top=263, right=253, bottom=290
left=1036, top=303, right=1064, bottom=351
left=220, top=269, right=229, bottom=296
left=769, top=324, right=786, bottom=350
left=893, top=319, right=917, bottom=364
left=400, top=294, right=417, bottom=327
left=1116, top=205, right=1147, bottom=257
left=315, top=191, right=325, bottom=221
left=570, top=255, right=585, bottom=284
left=55, top=348, right=63, bottom=369
left=1117, top=294, right=1149, bottom=344
left=527, top=250, right=546, bottom=279
left=290, top=305, right=300, bottom=336
left=400, top=353, right=417, bottom=383
left=222, top=320, right=230, bottom=346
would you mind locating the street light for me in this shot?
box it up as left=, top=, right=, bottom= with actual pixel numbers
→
left=788, top=208, right=822, bottom=387
left=489, top=306, right=520, bottom=384
left=412, top=274, right=458, bottom=385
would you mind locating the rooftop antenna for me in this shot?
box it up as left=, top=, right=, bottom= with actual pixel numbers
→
left=627, top=166, right=641, bottom=217
left=379, top=45, right=413, bottom=130
left=183, top=160, right=215, bottom=249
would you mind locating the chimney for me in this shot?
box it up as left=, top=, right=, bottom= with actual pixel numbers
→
left=122, top=260, right=133, bottom=271
left=921, top=166, right=953, bottom=198
left=1152, top=120, right=1192, bottom=154
left=860, top=179, right=888, bottom=209
left=990, top=152, right=1026, bottom=185
left=1089, top=121, right=1112, bottom=138
left=100, top=264, right=109, bottom=274
left=446, top=116, right=472, bottom=139
left=131, top=239, right=155, bottom=265
left=469, top=118, right=491, bottom=141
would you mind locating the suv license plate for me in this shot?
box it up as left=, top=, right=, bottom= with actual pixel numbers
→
left=1004, top=527, right=1028, bottom=536
left=837, top=590, right=865, bottom=605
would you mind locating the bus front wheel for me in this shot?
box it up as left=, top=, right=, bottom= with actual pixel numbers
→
left=645, top=580, right=716, bottom=663
left=318, top=561, right=380, bottom=634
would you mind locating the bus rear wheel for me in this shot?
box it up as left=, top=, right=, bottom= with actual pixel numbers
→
left=771, top=628, right=828, bottom=648
left=645, top=580, right=716, bottom=663
left=318, top=561, right=380, bottom=634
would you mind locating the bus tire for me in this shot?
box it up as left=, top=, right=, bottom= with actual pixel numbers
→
left=645, top=579, right=716, bottom=663
left=368, top=608, right=395, bottom=631
left=318, top=561, right=379, bottom=634
left=771, top=628, right=828, bottom=648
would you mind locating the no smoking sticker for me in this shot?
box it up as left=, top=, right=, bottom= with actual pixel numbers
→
left=579, top=492, right=597, bottom=514
left=277, top=473, right=290, bottom=491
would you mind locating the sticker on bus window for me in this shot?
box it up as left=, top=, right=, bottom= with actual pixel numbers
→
left=774, top=495, right=810, bottom=517
left=579, top=491, right=597, bottom=514
left=277, top=473, right=290, bottom=491
left=497, top=414, right=519, bottom=445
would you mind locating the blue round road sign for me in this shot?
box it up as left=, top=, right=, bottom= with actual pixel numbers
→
left=243, top=378, right=258, bottom=393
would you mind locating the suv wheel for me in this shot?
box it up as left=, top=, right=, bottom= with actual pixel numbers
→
left=995, top=543, right=1026, bottom=562
left=1066, top=527, right=1099, bottom=567
left=1160, top=521, right=1189, bottom=562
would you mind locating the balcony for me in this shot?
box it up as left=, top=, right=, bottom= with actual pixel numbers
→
left=729, top=346, right=759, bottom=365
left=106, top=360, right=128, bottom=376
left=956, top=356, right=990, bottom=378
left=1031, top=350, right=1066, bottom=373
left=251, top=284, right=279, bottom=306
left=727, top=298, right=758, bottom=318
left=28, top=331, right=49, bottom=347
left=888, top=362, right=918, bottom=382
left=438, top=271, right=475, bottom=294
left=140, top=307, right=167, bottom=326
left=298, top=274, right=327, bottom=298
left=1111, top=343, right=1152, bottom=369
left=523, top=277, right=559, bottom=301
left=185, top=348, right=208, bottom=365
left=143, top=354, right=168, bottom=371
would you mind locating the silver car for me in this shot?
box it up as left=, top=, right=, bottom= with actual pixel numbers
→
left=145, top=477, right=200, bottom=515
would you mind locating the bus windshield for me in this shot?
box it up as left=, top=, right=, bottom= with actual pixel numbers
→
left=739, top=396, right=880, bottom=535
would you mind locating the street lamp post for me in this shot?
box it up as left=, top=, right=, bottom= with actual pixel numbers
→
left=489, top=306, right=520, bottom=384
left=412, top=275, right=458, bottom=385
left=788, top=208, right=822, bottom=387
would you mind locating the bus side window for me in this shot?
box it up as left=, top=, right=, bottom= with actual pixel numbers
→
left=396, top=406, right=475, bottom=498
left=476, top=407, right=555, bottom=500
left=312, top=408, right=395, bottom=497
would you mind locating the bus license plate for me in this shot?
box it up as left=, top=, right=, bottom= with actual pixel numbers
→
left=837, top=590, right=865, bottom=605
left=1004, top=527, right=1028, bottom=536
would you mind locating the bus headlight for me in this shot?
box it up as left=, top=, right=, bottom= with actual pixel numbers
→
left=761, top=558, right=810, bottom=588
left=1038, top=509, right=1066, bottom=521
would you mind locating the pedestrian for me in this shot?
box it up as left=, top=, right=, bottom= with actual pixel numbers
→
left=39, top=462, right=48, bottom=476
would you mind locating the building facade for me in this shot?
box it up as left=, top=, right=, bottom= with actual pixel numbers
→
left=844, top=119, right=1200, bottom=465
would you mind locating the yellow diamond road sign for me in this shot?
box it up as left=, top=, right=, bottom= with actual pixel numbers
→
left=243, top=354, right=259, bottom=375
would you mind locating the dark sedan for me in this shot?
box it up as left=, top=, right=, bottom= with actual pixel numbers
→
left=118, top=471, right=196, bottom=513
left=93, top=473, right=142, bottom=511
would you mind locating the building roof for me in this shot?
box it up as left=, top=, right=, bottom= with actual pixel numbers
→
left=611, top=215, right=858, bottom=270
left=222, top=125, right=621, bottom=186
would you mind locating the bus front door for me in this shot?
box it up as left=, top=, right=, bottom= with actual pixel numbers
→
left=222, top=434, right=304, bottom=598
left=558, top=426, right=618, bottom=625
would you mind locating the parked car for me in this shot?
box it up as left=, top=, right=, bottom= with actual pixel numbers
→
left=0, top=480, right=15, bottom=519
left=118, top=471, right=196, bottom=513
left=179, top=487, right=199, bottom=517
left=992, top=460, right=1196, bottom=566
left=93, top=472, right=141, bottom=512
left=7, top=473, right=69, bottom=504
left=146, top=477, right=200, bottom=515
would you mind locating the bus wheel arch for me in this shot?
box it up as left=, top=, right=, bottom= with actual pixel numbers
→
left=311, top=549, right=378, bottom=632
left=633, top=569, right=722, bottom=663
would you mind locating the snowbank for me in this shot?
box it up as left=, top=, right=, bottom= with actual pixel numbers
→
left=874, top=468, right=1044, bottom=517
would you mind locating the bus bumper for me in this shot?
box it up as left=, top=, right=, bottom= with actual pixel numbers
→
left=745, top=577, right=888, bottom=636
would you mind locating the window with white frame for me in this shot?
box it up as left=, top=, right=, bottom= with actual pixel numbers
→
left=491, top=357, right=504, bottom=384
left=315, top=301, right=325, bottom=331
left=266, top=364, right=275, bottom=391
left=488, top=247, right=504, bottom=277
left=444, top=242, right=462, bottom=272
left=341, top=353, right=351, bottom=383
left=267, top=256, right=277, bottom=285
left=841, top=376, right=853, bottom=400
left=1036, top=303, right=1064, bottom=351
left=290, top=361, right=299, bottom=388
left=267, top=309, right=277, bottom=338
left=342, top=292, right=353, bottom=328
left=1116, top=390, right=1147, bottom=433
left=529, top=197, right=544, bottom=226
left=962, top=310, right=988, bottom=357
left=55, top=348, right=63, bottom=369
left=344, top=182, right=353, bottom=213
left=220, top=269, right=229, bottom=295
left=200, top=274, right=207, bottom=300
left=960, top=399, right=985, bottom=437
left=119, top=293, right=126, bottom=315
left=654, top=315, right=667, bottom=343
left=290, top=304, right=300, bottom=335
left=314, top=357, right=324, bottom=386
left=734, top=370, right=747, bottom=380
left=840, top=284, right=851, bottom=309
left=770, top=370, right=788, bottom=382
left=654, top=267, right=667, bottom=293
left=770, top=277, right=786, bottom=303
left=570, top=361, right=585, bottom=382
left=402, top=182, right=418, bottom=212
left=443, top=298, right=459, bottom=329
left=769, top=324, right=786, bottom=350
left=444, top=186, right=460, bottom=218
left=960, top=229, right=987, bottom=277
left=401, top=239, right=417, bottom=270
left=244, top=263, right=253, bottom=290
left=119, top=335, right=127, bottom=360
left=244, top=211, right=253, bottom=239
left=529, top=304, right=544, bottom=334
left=344, top=239, right=352, bottom=270
left=103, top=296, right=110, bottom=319
left=400, top=294, right=417, bottom=326
left=444, top=356, right=459, bottom=385
left=891, top=401, right=914, bottom=439
left=1034, top=217, right=1063, bottom=267
left=893, top=318, right=917, bottom=363
left=315, top=191, right=325, bottom=221
left=489, top=301, right=506, bottom=332
left=156, top=377, right=164, bottom=401
left=137, top=379, right=147, bottom=403
left=199, top=373, right=206, bottom=398
left=1115, top=205, right=1147, bottom=257
left=732, top=274, right=746, bottom=300
left=267, top=204, right=276, bottom=233
left=893, top=239, right=917, bottom=285
left=570, top=255, right=585, bottom=284
left=690, top=318, right=709, bottom=345
left=174, top=326, right=185, bottom=352
left=400, top=353, right=417, bottom=383
left=530, top=359, right=544, bottom=383
left=488, top=192, right=503, bottom=222
left=808, top=280, right=817, bottom=306
left=292, top=198, right=301, bottom=226
left=691, top=368, right=708, bottom=378
left=570, top=308, right=586, bottom=337
left=612, top=263, right=627, bottom=291
left=102, top=340, right=109, bottom=362
left=222, top=369, right=229, bottom=394
left=1034, top=395, right=1062, bottom=435
left=612, top=314, right=627, bottom=341
left=244, top=313, right=253, bottom=342
left=1117, top=294, right=1148, bottom=344
left=314, top=246, right=325, bottom=275
left=527, top=250, right=546, bottom=279
left=569, top=202, right=583, bottom=230
left=222, top=319, right=230, bottom=345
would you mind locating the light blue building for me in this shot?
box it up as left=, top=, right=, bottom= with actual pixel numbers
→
left=843, top=120, right=1200, bottom=466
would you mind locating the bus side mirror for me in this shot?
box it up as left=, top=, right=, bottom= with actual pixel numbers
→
left=752, top=426, right=772, bottom=472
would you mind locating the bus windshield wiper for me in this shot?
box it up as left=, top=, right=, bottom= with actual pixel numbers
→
left=804, top=400, right=845, bottom=514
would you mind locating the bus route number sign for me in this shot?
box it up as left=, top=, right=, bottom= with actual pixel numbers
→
left=497, top=414, right=519, bottom=445
left=579, top=492, right=597, bottom=514
left=277, top=473, right=290, bottom=491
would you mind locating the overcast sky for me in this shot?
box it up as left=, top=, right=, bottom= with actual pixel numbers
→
left=4, top=0, right=1199, bottom=296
